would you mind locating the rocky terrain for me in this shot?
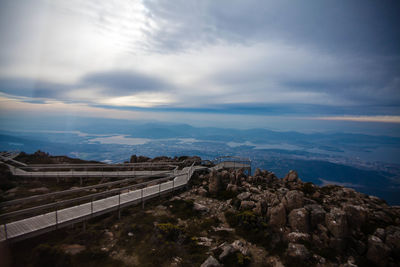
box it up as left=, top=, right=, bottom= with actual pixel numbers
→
left=1, top=153, right=400, bottom=267
left=187, top=168, right=400, bottom=267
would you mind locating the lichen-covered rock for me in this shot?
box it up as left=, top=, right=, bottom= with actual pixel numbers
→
left=367, top=235, right=390, bottom=267
left=268, top=203, right=286, bottom=228
left=286, top=232, right=310, bottom=243
left=288, top=208, right=310, bottom=233
left=286, top=243, right=311, bottom=260
left=283, top=190, right=304, bottom=212
left=325, top=208, right=348, bottom=238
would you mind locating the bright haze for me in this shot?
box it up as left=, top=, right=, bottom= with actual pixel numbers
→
left=0, top=0, right=400, bottom=134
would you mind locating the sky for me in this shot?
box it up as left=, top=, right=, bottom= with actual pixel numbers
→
left=0, top=0, right=399, bottom=133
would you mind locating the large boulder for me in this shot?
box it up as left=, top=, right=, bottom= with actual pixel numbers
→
left=283, top=190, right=304, bottom=212
left=268, top=203, right=286, bottom=228
left=325, top=208, right=348, bottom=238
left=367, top=235, right=390, bottom=267
left=288, top=208, right=310, bottom=233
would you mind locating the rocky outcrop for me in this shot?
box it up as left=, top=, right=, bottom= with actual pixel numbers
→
left=187, top=164, right=400, bottom=266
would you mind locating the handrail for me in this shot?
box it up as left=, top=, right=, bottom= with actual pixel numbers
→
left=0, top=172, right=172, bottom=208
left=0, top=171, right=188, bottom=221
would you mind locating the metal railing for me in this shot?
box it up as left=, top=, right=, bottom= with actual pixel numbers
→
left=0, top=164, right=196, bottom=242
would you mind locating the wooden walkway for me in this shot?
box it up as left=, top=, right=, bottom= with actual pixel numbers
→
left=0, top=160, right=250, bottom=243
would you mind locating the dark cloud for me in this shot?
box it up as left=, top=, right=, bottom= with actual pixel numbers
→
left=0, top=77, right=69, bottom=99
left=0, top=70, right=172, bottom=101
left=81, top=70, right=169, bottom=96
left=143, top=0, right=400, bottom=56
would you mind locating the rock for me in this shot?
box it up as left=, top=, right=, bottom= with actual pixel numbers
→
left=197, top=237, right=213, bottom=246
left=305, top=204, right=326, bottom=229
left=209, top=171, right=222, bottom=195
left=249, top=187, right=262, bottom=194
left=197, top=187, right=208, bottom=196
left=61, top=244, right=86, bottom=255
left=240, top=200, right=255, bottom=210
left=231, top=240, right=250, bottom=256
left=325, top=208, right=348, bottom=238
left=219, top=244, right=235, bottom=260
left=344, top=204, right=368, bottom=228
left=212, top=226, right=235, bottom=232
left=253, top=200, right=267, bottom=216
left=284, top=170, right=301, bottom=183
left=200, top=255, right=222, bottom=267
left=287, top=232, right=310, bottom=243
left=226, top=184, right=238, bottom=193
left=374, top=228, right=385, bottom=241
left=104, top=230, right=114, bottom=240
left=265, top=256, right=285, bottom=267
left=193, top=202, right=209, bottom=213
left=283, top=190, right=304, bottom=212
left=385, top=226, right=400, bottom=252
left=237, top=192, right=251, bottom=201
left=268, top=203, right=286, bottom=228
left=286, top=243, right=311, bottom=260
left=128, top=232, right=134, bottom=237
left=367, top=235, right=390, bottom=267
left=254, top=168, right=262, bottom=177
left=288, top=208, right=309, bottom=233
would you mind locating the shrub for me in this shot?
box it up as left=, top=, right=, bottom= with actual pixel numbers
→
left=156, top=223, right=183, bottom=241
left=168, top=199, right=199, bottom=219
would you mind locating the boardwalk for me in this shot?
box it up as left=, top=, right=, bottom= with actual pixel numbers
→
left=0, top=158, right=251, bottom=243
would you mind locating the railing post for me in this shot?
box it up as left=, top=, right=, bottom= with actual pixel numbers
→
left=4, top=223, right=8, bottom=240
left=55, top=205, right=58, bottom=229
left=141, top=188, right=144, bottom=209
left=91, top=197, right=93, bottom=215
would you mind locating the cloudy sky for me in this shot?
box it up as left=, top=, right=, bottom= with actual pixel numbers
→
left=0, top=0, right=399, bottom=131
